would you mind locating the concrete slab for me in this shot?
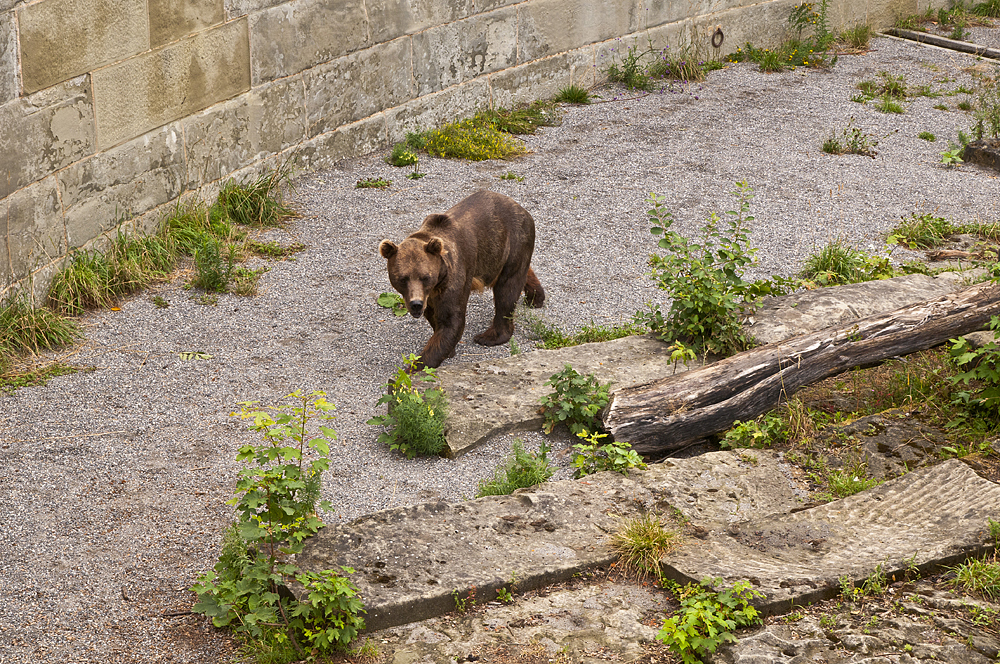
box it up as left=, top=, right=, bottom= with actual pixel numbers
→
left=663, top=460, right=1000, bottom=614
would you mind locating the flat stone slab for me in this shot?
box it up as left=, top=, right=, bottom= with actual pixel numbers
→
left=436, top=335, right=684, bottom=457
left=295, top=451, right=802, bottom=631
left=436, top=271, right=976, bottom=457
left=662, top=459, right=1000, bottom=614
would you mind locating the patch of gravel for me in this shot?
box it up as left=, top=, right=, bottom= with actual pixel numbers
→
left=1, top=36, right=998, bottom=662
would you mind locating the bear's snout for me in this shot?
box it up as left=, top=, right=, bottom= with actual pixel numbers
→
left=408, top=300, right=424, bottom=317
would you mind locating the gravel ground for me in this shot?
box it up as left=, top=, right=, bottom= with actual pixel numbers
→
left=1, top=35, right=999, bottom=663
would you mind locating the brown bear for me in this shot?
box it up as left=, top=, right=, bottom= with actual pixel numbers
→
left=378, top=190, right=545, bottom=369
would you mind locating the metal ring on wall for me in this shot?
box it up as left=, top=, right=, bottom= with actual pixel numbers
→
left=712, top=27, right=725, bottom=49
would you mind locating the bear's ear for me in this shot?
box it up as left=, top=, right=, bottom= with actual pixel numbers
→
left=423, top=213, right=451, bottom=228
left=379, top=240, right=398, bottom=259
left=424, top=238, right=443, bottom=255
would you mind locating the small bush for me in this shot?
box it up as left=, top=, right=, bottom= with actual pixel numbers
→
left=368, top=355, right=448, bottom=458
left=386, top=143, right=419, bottom=167
left=572, top=429, right=646, bottom=478
left=657, top=578, right=763, bottom=664
left=949, top=316, right=1000, bottom=420
left=605, top=38, right=654, bottom=90
left=476, top=440, right=554, bottom=497
left=720, top=413, right=788, bottom=449
left=638, top=182, right=791, bottom=355
left=539, top=364, right=611, bottom=436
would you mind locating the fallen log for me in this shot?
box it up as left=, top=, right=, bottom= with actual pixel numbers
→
left=603, top=282, right=1000, bottom=456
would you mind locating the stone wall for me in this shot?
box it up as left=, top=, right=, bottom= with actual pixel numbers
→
left=0, top=0, right=934, bottom=298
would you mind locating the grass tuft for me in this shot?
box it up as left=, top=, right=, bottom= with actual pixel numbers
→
left=611, top=512, right=679, bottom=579
left=0, top=294, right=80, bottom=371
left=475, top=440, right=554, bottom=497
left=554, top=84, right=592, bottom=104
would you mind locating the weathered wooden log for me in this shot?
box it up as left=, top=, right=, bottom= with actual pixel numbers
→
left=604, top=282, right=1000, bottom=456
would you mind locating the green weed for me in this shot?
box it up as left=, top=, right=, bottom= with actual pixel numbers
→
left=949, top=316, right=1000, bottom=421
left=799, top=239, right=895, bottom=286
left=519, top=310, right=645, bottom=350
left=822, top=118, right=882, bottom=157
left=475, top=440, right=554, bottom=497
left=657, top=578, right=763, bottom=664
left=367, top=355, right=448, bottom=458
left=217, top=167, right=296, bottom=228
left=386, top=143, right=419, bottom=167
left=918, top=131, right=937, bottom=141
left=539, top=364, right=611, bottom=437
left=1, top=361, right=82, bottom=394
left=571, top=429, right=646, bottom=478
left=947, top=555, right=1000, bottom=599
left=422, top=118, right=526, bottom=161
left=890, top=212, right=955, bottom=249
left=0, top=293, right=80, bottom=370
left=356, top=178, right=391, bottom=189
left=247, top=240, right=306, bottom=259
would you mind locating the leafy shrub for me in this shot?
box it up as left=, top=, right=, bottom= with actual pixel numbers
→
left=192, top=391, right=365, bottom=659
left=638, top=182, right=790, bottom=356
left=539, top=364, right=611, bottom=436
left=476, top=440, right=554, bottom=497
left=386, top=143, right=419, bottom=167
left=657, top=578, right=763, bottom=664
left=368, top=355, right=448, bottom=458
left=949, top=316, right=1000, bottom=420
left=572, top=429, right=646, bottom=477
left=720, top=413, right=788, bottom=449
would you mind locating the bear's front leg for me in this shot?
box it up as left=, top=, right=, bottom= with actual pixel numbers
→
left=474, top=270, right=520, bottom=346
left=415, top=306, right=466, bottom=369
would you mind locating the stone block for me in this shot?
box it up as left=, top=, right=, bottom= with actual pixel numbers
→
left=384, top=78, right=491, bottom=144
left=303, top=38, right=414, bottom=138
left=0, top=10, right=17, bottom=104
left=149, top=0, right=226, bottom=48
left=689, top=0, right=800, bottom=54
left=489, top=48, right=596, bottom=110
left=58, top=124, right=186, bottom=249
left=183, top=77, right=308, bottom=189
left=365, top=0, right=475, bottom=43
left=224, top=0, right=285, bottom=16
left=0, top=76, right=96, bottom=200
left=18, top=0, right=148, bottom=94
left=296, top=115, right=387, bottom=173
left=91, top=19, right=250, bottom=149
left=518, top=0, right=640, bottom=62
left=250, top=0, right=370, bottom=85
left=0, top=177, right=65, bottom=285
left=411, top=7, right=518, bottom=96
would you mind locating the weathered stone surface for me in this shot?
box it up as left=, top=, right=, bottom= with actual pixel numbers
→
left=17, top=0, right=148, bottom=94
left=249, top=0, right=370, bottom=85
left=296, top=470, right=642, bottom=631
left=518, top=0, right=639, bottom=61
left=384, top=78, right=491, bottom=144
left=296, top=115, right=388, bottom=172
left=411, top=8, right=519, bottom=96
left=689, top=0, right=802, bottom=54
left=0, top=177, right=64, bottom=285
left=436, top=335, right=692, bottom=457
left=489, top=48, right=596, bottom=109
left=224, top=0, right=285, bottom=17
left=0, top=76, right=96, bottom=200
left=183, top=77, right=307, bottom=189
left=365, top=0, right=475, bottom=43
left=149, top=0, right=226, bottom=48
left=747, top=272, right=974, bottom=345
left=0, top=10, right=17, bottom=105
left=303, top=38, right=414, bottom=139
left=92, top=19, right=250, bottom=149
left=663, top=460, right=1000, bottom=613
left=638, top=450, right=807, bottom=529
left=58, top=124, right=186, bottom=248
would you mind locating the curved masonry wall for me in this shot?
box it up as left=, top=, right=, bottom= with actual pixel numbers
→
left=0, top=0, right=936, bottom=298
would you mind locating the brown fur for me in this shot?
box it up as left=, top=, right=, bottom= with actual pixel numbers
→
left=378, top=190, right=545, bottom=369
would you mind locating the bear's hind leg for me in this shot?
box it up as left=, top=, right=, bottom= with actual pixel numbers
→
left=523, top=267, right=545, bottom=308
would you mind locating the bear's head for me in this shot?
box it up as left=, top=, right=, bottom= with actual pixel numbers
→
left=379, top=236, right=446, bottom=318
